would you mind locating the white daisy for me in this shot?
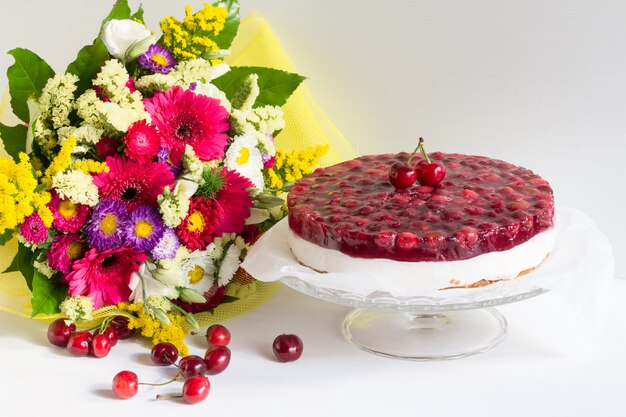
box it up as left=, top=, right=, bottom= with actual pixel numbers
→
left=224, top=134, right=265, bottom=190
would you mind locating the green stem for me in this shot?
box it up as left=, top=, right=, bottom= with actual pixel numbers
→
left=139, top=377, right=178, bottom=387
left=406, top=140, right=423, bottom=165
left=417, top=137, right=431, bottom=164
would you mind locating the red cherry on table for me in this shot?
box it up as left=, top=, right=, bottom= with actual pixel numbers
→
left=91, top=334, right=112, bottom=358
left=151, top=342, right=179, bottom=366
left=204, top=346, right=231, bottom=375
left=182, top=375, right=210, bottom=404
left=94, top=326, right=118, bottom=347
left=110, top=316, right=135, bottom=340
left=47, top=319, right=76, bottom=347
left=388, top=162, right=417, bottom=189
left=205, top=324, right=231, bottom=347
left=112, top=370, right=139, bottom=399
left=272, top=334, right=304, bottom=362
left=179, top=355, right=207, bottom=379
left=417, top=160, right=446, bottom=187
left=67, top=331, right=93, bottom=356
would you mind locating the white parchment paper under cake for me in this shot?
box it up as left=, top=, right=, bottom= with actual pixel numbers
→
left=242, top=206, right=614, bottom=323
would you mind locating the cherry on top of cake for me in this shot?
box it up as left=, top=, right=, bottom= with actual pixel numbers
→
left=287, top=152, right=555, bottom=262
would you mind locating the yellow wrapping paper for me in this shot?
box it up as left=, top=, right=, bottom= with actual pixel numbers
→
left=0, top=14, right=356, bottom=326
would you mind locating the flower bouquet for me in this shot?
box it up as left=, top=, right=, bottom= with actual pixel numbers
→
left=0, top=0, right=327, bottom=355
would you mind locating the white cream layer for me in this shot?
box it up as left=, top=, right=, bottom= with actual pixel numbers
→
left=288, top=228, right=556, bottom=290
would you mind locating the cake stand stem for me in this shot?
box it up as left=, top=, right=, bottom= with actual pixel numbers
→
left=342, top=307, right=508, bottom=361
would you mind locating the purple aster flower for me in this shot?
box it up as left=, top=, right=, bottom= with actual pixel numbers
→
left=138, top=44, right=176, bottom=74
left=158, top=147, right=182, bottom=177
left=125, top=205, right=165, bottom=251
left=151, top=228, right=181, bottom=260
left=189, top=82, right=198, bottom=91
left=86, top=199, right=129, bottom=251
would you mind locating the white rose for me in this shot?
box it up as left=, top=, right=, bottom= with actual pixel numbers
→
left=101, top=19, right=155, bottom=62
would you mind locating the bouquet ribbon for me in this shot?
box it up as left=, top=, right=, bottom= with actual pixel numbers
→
left=0, top=14, right=356, bottom=326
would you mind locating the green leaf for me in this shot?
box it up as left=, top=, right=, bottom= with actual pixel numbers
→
left=0, top=229, right=13, bottom=246
left=131, top=4, right=145, bottom=23
left=101, top=0, right=131, bottom=28
left=66, top=39, right=110, bottom=96
left=220, top=295, right=239, bottom=304
left=30, top=272, right=67, bottom=317
left=0, top=121, right=28, bottom=162
left=16, top=242, right=35, bottom=291
left=212, top=66, right=305, bottom=108
left=6, top=48, right=55, bottom=123
left=212, top=0, right=240, bottom=49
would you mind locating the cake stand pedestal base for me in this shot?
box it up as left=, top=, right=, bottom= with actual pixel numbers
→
left=342, top=308, right=508, bottom=361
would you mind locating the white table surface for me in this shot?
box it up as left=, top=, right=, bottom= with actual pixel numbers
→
left=1, top=280, right=625, bottom=417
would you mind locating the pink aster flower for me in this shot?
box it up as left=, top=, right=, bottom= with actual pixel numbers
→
left=20, top=213, right=48, bottom=244
left=95, top=137, right=121, bottom=159
left=48, top=234, right=88, bottom=274
left=144, top=85, right=230, bottom=164
left=47, top=191, right=90, bottom=233
left=124, top=120, right=160, bottom=163
left=66, top=247, right=147, bottom=309
left=93, top=156, right=174, bottom=211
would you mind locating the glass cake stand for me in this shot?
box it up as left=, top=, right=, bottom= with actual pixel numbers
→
left=280, top=275, right=547, bottom=361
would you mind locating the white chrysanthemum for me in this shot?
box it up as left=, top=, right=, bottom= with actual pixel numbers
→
left=157, top=183, right=194, bottom=228
left=76, top=90, right=103, bottom=128
left=218, top=244, right=242, bottom=287
left=193, top=82, right=232, bottom=112
left=52, top=170, right=99, bottom=206
left=128, top=263, right=178, bottom=302
left=33, top=259, right=55, bottom=278
left=171, top=60, right=230, bottom=85
left=58, top=124, right=104, bottom=147
left=94, top=59, right=133, bottom=103
left=38, top=73, right=79, bottom=130
left=181, top=247, right=217, bottom=294
left=60, top=296, right=94, bottom=322
left=224, top=134, right=264, bottom=190
left=182, top=145, right=205, bottom=182
left=135, top=73, right=176, bottom=96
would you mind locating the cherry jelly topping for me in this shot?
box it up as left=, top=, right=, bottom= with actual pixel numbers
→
left=287, top=153, right=554, bottom=262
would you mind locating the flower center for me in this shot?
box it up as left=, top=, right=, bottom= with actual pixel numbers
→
left=176, top=122, right=193, bottom=139
left=121, top=186, right=139, bottom=202
left=58, top=200, right=77, bottom=219
left=151, top=54, right=169, bottom=66
left=236, top=147, right=250, bottom=165
left=186, top=211, right=205, bottom=233
left=99, top=214, right=118, bottom=236
left=101, top=254, right=117, bottom=269
left=134, top=220, right=153, bottom=238
left=66, top=242, right=84, bottom=260
left=188, top=265, right=205, bottom=284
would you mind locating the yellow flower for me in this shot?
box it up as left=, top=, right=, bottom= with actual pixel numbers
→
left=0, top=153, right=51, bottom=234
left=43, top=135, right=76, bottom=187
left=264, top=145, right=328, bottom=193
left=73, top=159, right=109, bottom=175
left=160, top=3, right=227, bottom=61
left=118, top=302, right=189, bottom=356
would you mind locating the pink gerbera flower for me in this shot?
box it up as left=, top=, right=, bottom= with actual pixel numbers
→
left=124, top=120, right=160, bottom=163
left=93, top=156, right=174, bottom=211
left=144, top=85, right=230, bottom=164
left=20, top=213, right=48, bottom=244
left=48, top=234, right=88, bottom=274
left=47, top=191, right=90, bottom=233
left=66, top=247, right=147, bottom=309
left=215, top=168, right=254, bottom=235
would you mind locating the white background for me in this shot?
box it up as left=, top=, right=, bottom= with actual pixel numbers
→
left=0, top=0, right=624, bottom=277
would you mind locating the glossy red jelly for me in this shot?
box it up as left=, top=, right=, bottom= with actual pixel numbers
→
left=287, top=153, right=554, bottom=262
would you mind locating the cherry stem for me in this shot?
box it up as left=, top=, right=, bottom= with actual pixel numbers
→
left=405, top=139, right=423, bottom=165
left=156, top=394, right=183, bottom=400
left=138, top=377, right=177, bottom=387
left=417, top=137, right=432, bottom=164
